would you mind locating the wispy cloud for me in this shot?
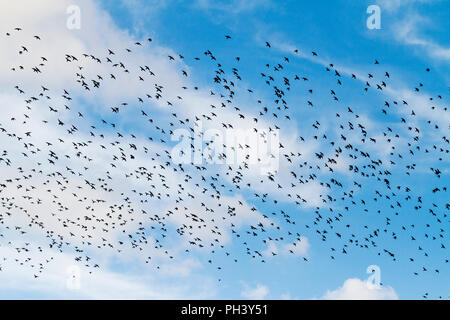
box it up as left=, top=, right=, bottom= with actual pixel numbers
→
left=393, top=14, right=450, bottom=62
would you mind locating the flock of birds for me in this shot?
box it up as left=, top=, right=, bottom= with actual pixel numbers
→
left=0, top=27, right=449, bottom=299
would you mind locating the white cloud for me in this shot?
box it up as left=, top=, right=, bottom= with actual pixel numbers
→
left=262, top=241, right=279, bottom=257
left=322, top=278, right=398, bottom=300
left=0, top=245, right=216, bottom=299
left=241, top=283, right=269, bottom=300
left=282, top=237, right=310, bottom=257
left=263, top=236, right=310, bottom=258
left=0, top=0, right=291, bottom=299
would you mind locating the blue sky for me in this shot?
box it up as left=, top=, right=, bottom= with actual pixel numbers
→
left=0, top=0, right=448, bottom=299
left=98, top=0, right=450, bottom=300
